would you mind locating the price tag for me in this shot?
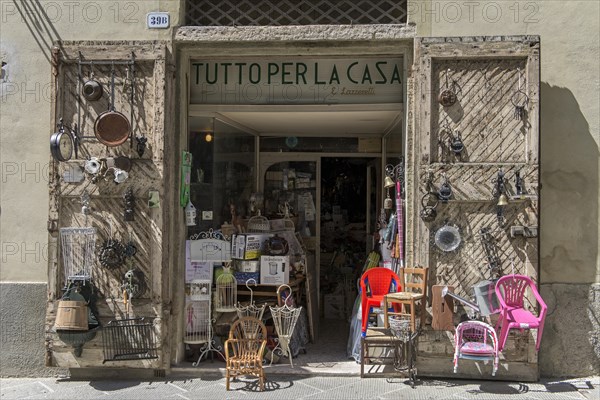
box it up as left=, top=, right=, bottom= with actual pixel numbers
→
left=147, top=12, right=170, bottom=29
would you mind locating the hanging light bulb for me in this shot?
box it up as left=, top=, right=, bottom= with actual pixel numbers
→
left=204, top=132, right=213, bottom=142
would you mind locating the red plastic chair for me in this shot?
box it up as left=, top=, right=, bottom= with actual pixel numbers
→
left=453, top=320, right=499, bottom=376
left=360, top=267, right=401, bottom=337
left=495, top=274, right=547, bottom=352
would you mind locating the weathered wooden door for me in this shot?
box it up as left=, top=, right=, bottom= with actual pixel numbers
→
left=406, top=36, right=540, bottom=379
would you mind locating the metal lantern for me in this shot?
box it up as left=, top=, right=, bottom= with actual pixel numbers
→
left=215, top=264, right=237, bottom=312
left=185, top=200, right=197, bottom=226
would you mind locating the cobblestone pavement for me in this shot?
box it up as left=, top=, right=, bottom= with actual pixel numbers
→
left=1, top=374, right=597, bottom=400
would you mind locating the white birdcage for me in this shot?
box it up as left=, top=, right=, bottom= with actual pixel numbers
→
left=189, top=279, right=211, bottom=302
left=184, top=279, right=212, bottom=344
left=60, top=227, right=97, bottom=284
left=215, top=264, right=237, bottom=312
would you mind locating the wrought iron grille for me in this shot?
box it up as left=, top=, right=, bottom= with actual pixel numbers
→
left=185, top=0, right=408, bottom=26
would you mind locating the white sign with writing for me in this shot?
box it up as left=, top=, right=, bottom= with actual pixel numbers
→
left=190, top=57, right=403, bottom=105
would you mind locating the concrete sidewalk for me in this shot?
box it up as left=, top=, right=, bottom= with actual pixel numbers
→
left=1, top=374, right=597, bottom=400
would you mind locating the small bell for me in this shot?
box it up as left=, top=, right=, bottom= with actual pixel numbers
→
left=185, top=201, right=197, bottom=226
left=384, top=176, right=395, bottom=189
left=384, top=194, right=393, bottom=210
left=497, top=193, right=509, bottom=207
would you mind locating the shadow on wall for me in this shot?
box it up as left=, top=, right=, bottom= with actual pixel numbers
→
left=12, top=0, right=63, bottom=62
left=539, top=82, right=600, bottom=377
left=539, top=82, right=598, bottom=284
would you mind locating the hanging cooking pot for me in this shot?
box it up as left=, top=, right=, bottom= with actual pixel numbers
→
left=82, top=64, right=103, bottom=101
left=434, top=223, right=461, bottom=252
left=94, top=65, right=130, bottom=147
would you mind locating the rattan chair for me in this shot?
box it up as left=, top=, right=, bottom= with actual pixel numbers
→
left=225, top=316, right=267, bottom=391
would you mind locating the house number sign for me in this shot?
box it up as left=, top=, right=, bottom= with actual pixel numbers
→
left=147, top=12, right=169, bottom=29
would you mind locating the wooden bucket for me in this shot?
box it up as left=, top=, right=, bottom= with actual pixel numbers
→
left=55, top=300, right=89, bottom=331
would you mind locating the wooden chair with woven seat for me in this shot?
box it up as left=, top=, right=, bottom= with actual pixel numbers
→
left=384, top=267, right=429, bottom=332
left=224, top=316, right=267, bottom=391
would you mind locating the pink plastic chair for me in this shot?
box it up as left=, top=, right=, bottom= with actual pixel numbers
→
left=360, top=267, right=401, bottom=337
left=453, top=320, right=499, bottom=376
left=495, top=274, right=547, bottom=352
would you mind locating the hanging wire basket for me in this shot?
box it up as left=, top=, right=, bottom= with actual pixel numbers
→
left=388, top=315, right=412, bottom=343
left=60, top=227, right=97, bottom=284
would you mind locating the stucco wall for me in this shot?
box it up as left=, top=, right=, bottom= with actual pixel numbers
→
left=0, top=282, right=66, bottom=377
left=0, top=0, right=179, bottom=282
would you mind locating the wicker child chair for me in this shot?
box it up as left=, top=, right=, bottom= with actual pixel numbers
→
left=225, top=316, right=267, bottom=391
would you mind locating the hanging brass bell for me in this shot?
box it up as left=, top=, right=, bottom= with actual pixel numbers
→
left=384, top=176, right=395, bottom=189
left=497, top=193, right=509, bottom=206
left=384, top=195, right=393, bottom=210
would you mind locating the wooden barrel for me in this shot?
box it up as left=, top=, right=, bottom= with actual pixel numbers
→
left=55, top=300, right=89, bottom=331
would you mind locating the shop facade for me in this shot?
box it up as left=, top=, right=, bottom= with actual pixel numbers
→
left=1, top=1, right=598, bottom=379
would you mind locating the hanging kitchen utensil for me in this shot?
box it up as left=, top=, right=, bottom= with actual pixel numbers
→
left=420, top=192, right=439, bottom=222
left=449, top=129, right=465, bottom=155
left=136, top=136, right=147, bottom=157
left=94, top=64, right=130, bottom=147
left=511, top=68, right=529, bottom=120
left=434, top=222, right=461, bottom=252
left=514, top=168, right=524, bottom=195
left=123, top=188, right=135, bottom=221
left=438, top=172, right=452, bottom=202
left=82, top=62, right=103, bottom=101
left=438, top=68, right=458, bottom=107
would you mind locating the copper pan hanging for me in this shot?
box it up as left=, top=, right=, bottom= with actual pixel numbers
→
left=94, top=64, right=130, bottom=147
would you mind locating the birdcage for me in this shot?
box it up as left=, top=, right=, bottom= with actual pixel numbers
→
left=189, top=279, right=211, bottom=302
left=184, top=300, right=211, bottom=344
left=247, top=211, right=270, bottom=233
left=215, top=264, right=237, bottom=312
left=60, top=227, right=97, bottom=284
